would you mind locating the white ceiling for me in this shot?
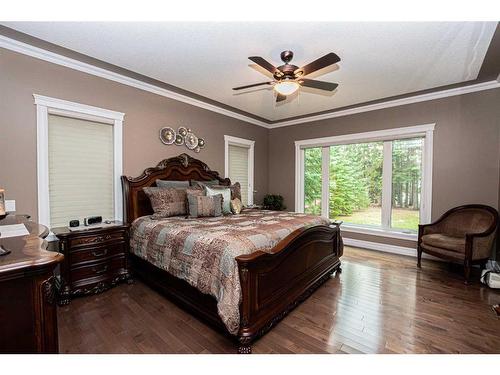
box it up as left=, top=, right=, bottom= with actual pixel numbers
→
left=3, top=22, right=497, bottom=121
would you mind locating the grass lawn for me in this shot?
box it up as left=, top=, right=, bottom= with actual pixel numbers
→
left=333, top=206, right=419, bottom=232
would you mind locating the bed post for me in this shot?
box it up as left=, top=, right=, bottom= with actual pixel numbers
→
left=238, top=338, right=252, bottom=354
left=238, top=266, right=252, bottom=354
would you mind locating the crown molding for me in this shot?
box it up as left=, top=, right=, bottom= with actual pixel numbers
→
left=1, top=34, right=499, bottom=130
left=271, top=79, right=500, bottom=128
left=0, top=34, right=270, bottom=128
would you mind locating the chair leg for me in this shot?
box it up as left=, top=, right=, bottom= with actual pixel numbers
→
left=463, top=260, right=471, bottom=285
left=417, top=246, right=422, bottom=268
left=479, top=260, right=488, bottom=272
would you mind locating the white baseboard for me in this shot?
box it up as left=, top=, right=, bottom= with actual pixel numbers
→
left=343, top=237, right=441, bottom=261
left=344, top=238, right=499, bottom=267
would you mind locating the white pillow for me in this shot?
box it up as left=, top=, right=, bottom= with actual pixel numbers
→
left=205, top=185, right=231, bottom=214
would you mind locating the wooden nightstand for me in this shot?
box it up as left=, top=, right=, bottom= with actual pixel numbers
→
left=52, top=222, right=131, bottom=305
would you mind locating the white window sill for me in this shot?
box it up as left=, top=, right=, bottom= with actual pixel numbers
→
left=340, top=224, right=417, bottom=241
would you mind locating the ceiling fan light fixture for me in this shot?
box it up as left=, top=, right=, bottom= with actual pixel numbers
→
left=273, top=80, right=300, bottom=96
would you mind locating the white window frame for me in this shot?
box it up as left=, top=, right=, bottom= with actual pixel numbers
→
left=295, top=124, right=435, bottom=240
left=224, top=135, right=255, bottom=206
left=34, top=94, right=125, bottom=227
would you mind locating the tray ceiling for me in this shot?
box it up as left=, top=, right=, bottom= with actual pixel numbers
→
left=2, top=22, right=497, bottom=122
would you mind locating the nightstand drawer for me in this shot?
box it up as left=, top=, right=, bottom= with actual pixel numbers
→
left=70, top=243, right=125, bottom=265
left=71, top=256, right=127, bottom=282
left=69, top=231, right=125, bottom=248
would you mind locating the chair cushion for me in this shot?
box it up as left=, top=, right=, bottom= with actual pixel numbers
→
left=421, top=233, right=465, bottom=253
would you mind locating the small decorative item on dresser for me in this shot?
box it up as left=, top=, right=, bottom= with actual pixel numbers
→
left=69, top=219, right=80, bottom=227
left=84, top=215, right=102, bottom=226
left=52, top=222, right=131, bottom=305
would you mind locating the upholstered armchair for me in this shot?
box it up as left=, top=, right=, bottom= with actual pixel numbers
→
left=417, top=204, right=498, bottom=283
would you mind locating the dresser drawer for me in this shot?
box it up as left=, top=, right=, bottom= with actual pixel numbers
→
left=70, top=242, right=125, bottom=265
left=69, top=231, right=125, bottom=248
left=70, top=256, right=127, bottom=283
left=69, top=232, right=125, bottom=249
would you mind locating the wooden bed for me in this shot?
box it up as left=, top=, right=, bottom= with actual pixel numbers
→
left=121, top=153, right=343, bottom=353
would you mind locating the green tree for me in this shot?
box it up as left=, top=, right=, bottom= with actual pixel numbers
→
left=304, top=147, right=322, bottom=214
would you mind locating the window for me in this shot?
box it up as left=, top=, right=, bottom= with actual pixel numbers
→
left=391, top=138, right=423, bottom=231
left=304, top=148, right=322, bottom=215
left=35, top=95, right=124, bottom=228
left=329, top=141, right=383, bottom=227
left=295, top=124, right=434, bottom=238
left=224, top=135, right=254, bottom=206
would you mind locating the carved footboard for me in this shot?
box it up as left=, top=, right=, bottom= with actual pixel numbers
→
left=235, top=223, right=343, bottom=353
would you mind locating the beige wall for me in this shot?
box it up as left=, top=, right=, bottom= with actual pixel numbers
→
left=268, top=89, right=500, bottom=250
left=0, top=48, right=268, bottom=221
left=1, top=46, right=499, bottom=257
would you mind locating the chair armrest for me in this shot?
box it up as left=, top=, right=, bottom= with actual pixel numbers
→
left=465, top=225, right=497, bottom=238
left=418, top=222, right=441, bottom=239
left=466, top=230, right=497, bottom=260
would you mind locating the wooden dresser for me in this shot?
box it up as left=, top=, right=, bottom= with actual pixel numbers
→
left=0, top=214, right=63, bottom=353
left=52, top=222, right=131, bottom=305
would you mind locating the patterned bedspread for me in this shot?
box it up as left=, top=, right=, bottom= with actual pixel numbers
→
left=130, top=210, right=330, bottom=334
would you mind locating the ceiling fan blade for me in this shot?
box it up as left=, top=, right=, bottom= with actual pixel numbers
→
left=294, top=53, right=341, bottom=77
left=248, top=56, right=279, bottom=75
left=233, top=81, right=273, bottom=90
left=276, top=93, right=286, bottom=102
left=299, top=79, right=339, bottom=91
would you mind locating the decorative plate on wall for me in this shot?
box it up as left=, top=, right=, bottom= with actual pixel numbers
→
left=159, top=127, right=206, bottom=153
left=159, top=127, right=176, bottom=145
left=184, top=131, right=198, bottom=150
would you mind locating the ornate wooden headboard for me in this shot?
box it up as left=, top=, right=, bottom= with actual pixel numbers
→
left=121, top=153, right=231, bottom=224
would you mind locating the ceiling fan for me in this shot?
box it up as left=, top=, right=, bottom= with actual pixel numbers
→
left=233, top=50, right=341, bottom=102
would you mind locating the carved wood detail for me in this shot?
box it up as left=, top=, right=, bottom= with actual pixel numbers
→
left=121, top=153, right=231, bottom=224
left=42, top=276, right=56, bottom=306
left=71, top=273, right=131, bottom=297
left=76, top=234, right=113, bottom=245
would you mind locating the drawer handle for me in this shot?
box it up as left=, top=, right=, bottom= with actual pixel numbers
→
left=92, top=265, right=108, bottom=274
left=91, top=249, right=108, bottom=258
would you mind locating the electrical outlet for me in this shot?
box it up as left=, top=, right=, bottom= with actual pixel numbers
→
left=5, top=200, right=15, bottom=212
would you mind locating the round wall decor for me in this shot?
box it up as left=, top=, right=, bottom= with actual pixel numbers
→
left=159, top=126, right=205, bottom=153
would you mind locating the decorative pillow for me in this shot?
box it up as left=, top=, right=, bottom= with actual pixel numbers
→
left=143, top=187, right=187, bottom=219
left=230, top=198, right=243, bottom=214
left=205, top=185, right=231, bottom=214
left=186, top=187, right=205, bottom=196
left=187, top=194, right=223, bottom=218
left=190, top=179, right=220, bottom=189
left=156, top=179, right=189, bottom=189
left=229, top=182, right=242, bottom=201
left=196, top=182, right=241, bottom=201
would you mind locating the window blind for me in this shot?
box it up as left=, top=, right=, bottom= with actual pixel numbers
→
left=48, top=115, right=114, bottom=228
left=228, top=144, right=249, bottom=205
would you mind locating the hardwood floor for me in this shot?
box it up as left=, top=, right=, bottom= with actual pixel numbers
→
left=58, top=247, right=500, bottom=354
